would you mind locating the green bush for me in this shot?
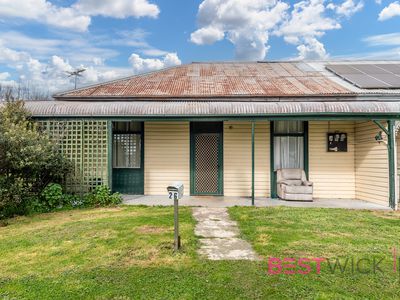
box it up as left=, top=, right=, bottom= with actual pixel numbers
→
left=0, top=101, right=71, bottom=219
left=62, top=193, right=83, bottom=208
left=84, top=186, right=122, bottom=207
left=28, top=183, right=85, bottom=213
left=0, top=101, right=122, bottom=219
left=0, top=176, right=28, bottom=219
left=41, top=183, right=63, bottom=209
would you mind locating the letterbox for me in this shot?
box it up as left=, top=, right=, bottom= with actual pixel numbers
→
left=167, top=182, right=184, bottom=200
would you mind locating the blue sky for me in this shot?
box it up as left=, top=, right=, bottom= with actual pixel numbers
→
left=0, top=0, right=400, bottom=94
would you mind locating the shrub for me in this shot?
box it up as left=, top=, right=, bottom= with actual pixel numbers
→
left=0, top=101, right=71, bottom=219
left=28, top=183, right=84, bottom=213
left=84, top=186, right=122, bottom=207
left=62, top=193, right=83, bottom=208
left=0, top=176, right=28, bottom=218
left=41, top=183, right=63, bottom=209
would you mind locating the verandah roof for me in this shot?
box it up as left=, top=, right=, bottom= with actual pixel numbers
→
left=22, top=100, right=400, bottom=118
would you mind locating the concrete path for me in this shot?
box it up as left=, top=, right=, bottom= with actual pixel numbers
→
left=123, top=195, right=390, bottom=210
left=192, top=207, right=260, bottom=261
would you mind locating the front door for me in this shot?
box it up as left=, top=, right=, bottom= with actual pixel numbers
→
left=271, top=121, right=308, bottom=198
left=190, top=122, right=223, bottom=195
left=112, top=122, right=144, bottom=194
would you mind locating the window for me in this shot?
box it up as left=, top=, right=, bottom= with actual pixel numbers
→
left=273, top=121, right=305, bottom=171
left=113, top=133, right=141, bottom=168
left=274, top=120, right=304, bottom=134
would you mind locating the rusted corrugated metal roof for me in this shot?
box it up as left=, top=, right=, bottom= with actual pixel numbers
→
left=17, top=100, right=400, bottom=117
left=54, top=62, right=355, bottom=100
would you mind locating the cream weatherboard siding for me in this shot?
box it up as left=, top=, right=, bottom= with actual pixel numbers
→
left=355, top=121, right=389, bottom=206
left=144, top=122, right=190, bottom=195
left=224, top=121, right=270, bottom=197
left=309, top=121, right=356, bottom=199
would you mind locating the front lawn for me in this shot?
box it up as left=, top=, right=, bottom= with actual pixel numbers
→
left=1, top=206, right=400, bottom=299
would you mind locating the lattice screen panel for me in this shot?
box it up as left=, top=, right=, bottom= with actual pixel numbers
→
left=194, top=133, right=220, bottom=194
left=37, top=120, right=109, bottom=193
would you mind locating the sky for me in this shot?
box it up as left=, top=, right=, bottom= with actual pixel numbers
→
left=0, top=0, right=400, bottom=95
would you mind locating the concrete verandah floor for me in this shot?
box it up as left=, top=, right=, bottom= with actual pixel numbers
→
left=123, top=195, right=391, bottom=210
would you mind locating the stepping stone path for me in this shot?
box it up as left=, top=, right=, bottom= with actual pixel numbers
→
left=192, top=207, right=260, bottom=260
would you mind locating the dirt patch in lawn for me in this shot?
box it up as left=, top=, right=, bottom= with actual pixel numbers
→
left=135, top=225, right=169, bottom=234
left=372, top=211, right=400, bottom=219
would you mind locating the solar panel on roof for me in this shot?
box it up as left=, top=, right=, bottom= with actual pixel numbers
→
left=353, top=64, right=390, bottom=74
left=378, top=64, right=400, bottom=75
left=373, top=73, right=400, bottom=87
left=326, top=64, right=362, bottom=74
left=326, top=63, right=400, bottom=89
left=342, top=74, right=390, bottom=88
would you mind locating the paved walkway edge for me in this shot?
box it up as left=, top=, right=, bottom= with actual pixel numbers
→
left=192, top=207, right=260, bottom=261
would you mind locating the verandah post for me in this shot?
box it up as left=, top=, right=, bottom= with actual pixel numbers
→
left=251, top=121, right=255, bottom=206
left=388, top=120, right=397, bottom=210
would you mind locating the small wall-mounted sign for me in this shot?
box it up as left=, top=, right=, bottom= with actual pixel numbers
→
left=327, top=132, right=347, bottom=152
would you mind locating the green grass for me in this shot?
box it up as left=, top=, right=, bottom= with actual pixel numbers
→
left=229, top=207, right=400, bottom=299
left=1, top=206, right=400, bottom=299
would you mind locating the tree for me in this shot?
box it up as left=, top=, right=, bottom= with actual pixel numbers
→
left=0, top=100, right=70, bottom=218
left=0, top=83, right=51, bottom=101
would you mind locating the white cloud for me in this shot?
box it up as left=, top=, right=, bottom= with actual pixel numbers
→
left=74, top=0, right=159, bottom=19
left=363, top=33, right=400, bottom=46
left=356, top=33, right=400, bottom=60
left=0, top=0, right=90, bottom=32
left=378, top=1, right=400, bottom=21
left=275, top=0, right=342, bottom=59
left=296, top=37, right=328, bottom=60
left=0, top=0, right=160, bottom=32
left=190, top=26, right=225, bottom=45
left=0, top=37, right=182, bottom=94
left=277, top=1, right=341, bottom=44
left=128, top=52, right=181, bottom=74
left=104, top=29, right=170, bottom=57
left=0, top=31, right=63, bottom=59
left=0, top=74, right=15, bottom=87
left=333, top=47, right=400, bottom=60
left=0, top=72, right=10, bottom=81
left=0, top=42, right=130, bottom=94
left=0, top=42, right=29, bottom=63
left=327, top=0, right=364, bottom=18
left=0, top=31, right=119, bottom=65
left=0, top=26, right=182, bottom=95
left=191, top=0, right=362, bottom=60
left=190, top=0, right=289, bottom=60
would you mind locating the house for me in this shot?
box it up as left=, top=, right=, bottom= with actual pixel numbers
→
left=21, top=61, right=400, bottom=209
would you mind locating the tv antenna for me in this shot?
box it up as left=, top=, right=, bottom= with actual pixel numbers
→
left=66, top=68, right=86, bottom=89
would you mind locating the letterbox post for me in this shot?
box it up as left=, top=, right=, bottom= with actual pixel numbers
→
left=173, top=194, right=180, bottom=251
left=167, top=182, right=184, bottom=251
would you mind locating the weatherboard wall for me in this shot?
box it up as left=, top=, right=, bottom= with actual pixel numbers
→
left=309, top=121, right=356, bottom=199
left=144, top=122, right=190, bottom=195
left=224, top=121, right=270, bottom=197
left=355, top=121, right=389, bottom=205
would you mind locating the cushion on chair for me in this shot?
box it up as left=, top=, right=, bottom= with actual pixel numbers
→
left=281, top=184, right=313, bottom=194
left=278, top=179, right=302, bottom=186
left=279, top=168, right=303, bottom=180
